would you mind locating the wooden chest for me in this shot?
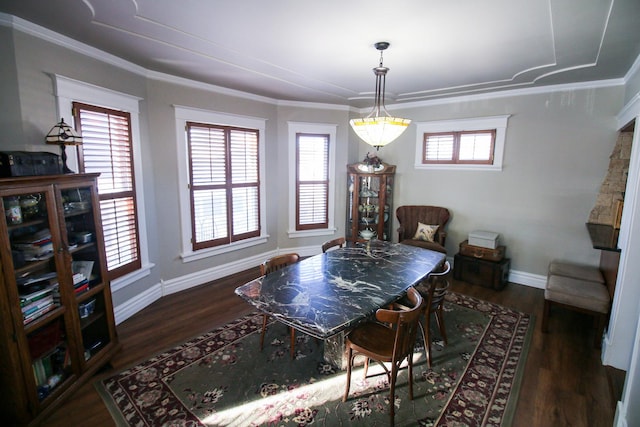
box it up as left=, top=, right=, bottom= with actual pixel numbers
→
left=459, top=240, right=506, bottom=262
left=454, top=253, right=510, bottom=290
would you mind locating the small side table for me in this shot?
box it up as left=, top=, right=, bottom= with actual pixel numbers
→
left=454, top=253, right=510, bottom=290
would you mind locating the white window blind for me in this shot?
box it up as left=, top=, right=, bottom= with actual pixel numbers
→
left=296, top=133, right=329, bottom=230
left=73, top=102, right=141, bottom=279
left=187, top=122, right=260, bottom=250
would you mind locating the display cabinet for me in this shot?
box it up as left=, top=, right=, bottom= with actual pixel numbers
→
left=0, top=174, right=119, bottom=425
left=346, top=162, right=395, bottom=243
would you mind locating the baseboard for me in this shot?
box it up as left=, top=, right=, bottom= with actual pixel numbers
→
left=113, top=282, right=162, bottom=325
left=614, top=400, right=628, bottom=427
left=114, top=247, right=547, bottom=325
left=508, top=269, right=547, bottom=288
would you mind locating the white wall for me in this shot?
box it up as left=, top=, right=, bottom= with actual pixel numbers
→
left=361, top=88, right=622, bottom=278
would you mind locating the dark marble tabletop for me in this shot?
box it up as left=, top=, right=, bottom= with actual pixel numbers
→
left=235, top=240, right=446, bottom=339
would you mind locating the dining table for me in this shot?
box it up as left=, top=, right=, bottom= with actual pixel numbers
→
left=234, top=239, right=446, bottom=367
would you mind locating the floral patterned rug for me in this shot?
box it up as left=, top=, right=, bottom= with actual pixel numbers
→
left=95, top=292, right=532, bottom=426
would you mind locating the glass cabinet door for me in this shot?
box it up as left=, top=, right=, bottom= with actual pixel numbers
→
left=346, top=163, right=395, bottom=242
left=58, top=184, right=112, bottom=363
left=2, top=187, right=74, bottom=403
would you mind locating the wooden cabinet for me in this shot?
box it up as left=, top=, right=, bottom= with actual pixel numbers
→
left=454, top=254, right=511, bottom=290
left=0, top=174, right=119, bottom=425
left=346, top=162, right=395, bottom=243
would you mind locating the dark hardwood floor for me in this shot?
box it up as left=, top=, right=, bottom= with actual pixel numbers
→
left=41, top=267, right=622, bottom=426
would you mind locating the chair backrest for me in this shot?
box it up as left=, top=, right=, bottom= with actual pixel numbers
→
left=396, top=205, right=450, bottom=243
left=375, top=287, right=424, bottom=362
left=322, top=237, right=346, bottom=253
left=426, top=260, right=451, bottom=310
left=260, top=253, right=300, bottom=276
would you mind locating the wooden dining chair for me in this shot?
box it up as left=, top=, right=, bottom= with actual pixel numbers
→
left=259, top=253, right=300, bottom=359
left=321, top=237, right=345, bottom=253
left=343, top=287, right=424, bottom=425
left=416, top=260, right=451, bottom=367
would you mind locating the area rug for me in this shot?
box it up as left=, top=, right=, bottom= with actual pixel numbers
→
left=96, top=292, right=532, bottom=426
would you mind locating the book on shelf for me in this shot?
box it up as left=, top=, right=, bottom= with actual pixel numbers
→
left=23, top=303, right=56, bottom=325
left=19, top=283, right=55, bottom=306
left=13, top=229, right=54, bottom=261
left=23, top=302, right=56, bottom=324
left=74, top=283, right=89, bottom=295
left=22, top=295, right=54, bottom=316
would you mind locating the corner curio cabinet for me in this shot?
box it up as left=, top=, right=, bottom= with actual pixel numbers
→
left=346, top=162, right=395, bottom=243
left=0, top=173, right=119, bottom=425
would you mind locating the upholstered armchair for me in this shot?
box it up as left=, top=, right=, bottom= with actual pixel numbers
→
left=396, top=205, right=450, bottom=254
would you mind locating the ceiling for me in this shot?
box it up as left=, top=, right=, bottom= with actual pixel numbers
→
left=2, top=0, right=640, bottom=108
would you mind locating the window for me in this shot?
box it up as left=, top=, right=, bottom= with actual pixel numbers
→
left=287, top=122, right=337, bottom=238
left=296, top=133, right=329, bottom=230
left=415, top=115, right=510, bottom=171
left=186, top=122, right=260, bottom=250
left=174, top=106, right=266, bottom=262
left=423, top=130, right=496, bottom=164
left=73, top=102, right=142, bottom=280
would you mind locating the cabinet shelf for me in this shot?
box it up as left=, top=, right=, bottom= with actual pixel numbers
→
left=0, top=174, right=119, bottom=425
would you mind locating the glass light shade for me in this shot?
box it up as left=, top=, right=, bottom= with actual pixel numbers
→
left=45, top=118, right=83, bottom=146
left=350, top=116, right=411, bottom=149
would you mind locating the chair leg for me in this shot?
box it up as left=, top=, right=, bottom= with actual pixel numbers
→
left=260, top=314, right=268, bottom=350
left=436, top=306, right=448, bottom=345
left=419, top=317, right=432, bottom=368
left=343, top=347, right=353, bottom=402
left=389, top=362, right=397, bottom=425
left=290, top=327, right=296, bottom=359
left=407, top=353, right=414, bottom=401
left=541, top=299, right=550, bottom=333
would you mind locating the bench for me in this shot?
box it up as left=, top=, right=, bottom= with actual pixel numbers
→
left=541, top=260, right=611, bottom=347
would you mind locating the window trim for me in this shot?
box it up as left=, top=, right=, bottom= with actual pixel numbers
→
left=295, top=132, right=330, bottom=231
left=414, top=115, right=510, bottom=171
left=174, top=105, right=267, bottom=262
left=287, top=122, right=337, bottom=238
left=52, top=74, right=153, bottom=292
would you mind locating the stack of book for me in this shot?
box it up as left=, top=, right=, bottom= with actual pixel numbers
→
left=72, top=260, right=93, bottom=294
left=21, top=285, right=56, bottom=325
left=73, top=273, right=89, bottom=294
left=13, top=229, right=53, bottom=261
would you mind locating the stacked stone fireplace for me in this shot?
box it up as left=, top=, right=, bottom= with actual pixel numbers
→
left=588, top=130, right=633, bottom=226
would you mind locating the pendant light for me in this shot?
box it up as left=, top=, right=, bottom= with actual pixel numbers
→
left=350, top=42, right=411, bottom=150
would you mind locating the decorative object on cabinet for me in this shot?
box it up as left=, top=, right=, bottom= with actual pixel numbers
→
left=458, top=240, right=506, bottom=262
left=0, top=174, right=119, bottom=425
left=45, top=118, right=83, bottom=174
left=396, top=205, right=450, bottom=254
left=346, top=161, right=395, bottom=243
left=0, top=152, right=63, bottom=178
left=349, top=42, right=411, bottom=150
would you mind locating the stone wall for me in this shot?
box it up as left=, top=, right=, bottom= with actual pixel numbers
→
left=588, top=131, right=633, bottom=225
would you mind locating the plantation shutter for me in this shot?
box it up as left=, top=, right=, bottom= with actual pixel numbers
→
left=296, top=133, right=329, bottom=230
left=73, top=102, right=141, bottom=279
left=423, top=130, right=495, bottom=164
left=459, top=130, right=495, bottom=163
left=423, top=133, right=455, bottom=163
left=187, top=122, right=260, bottom=250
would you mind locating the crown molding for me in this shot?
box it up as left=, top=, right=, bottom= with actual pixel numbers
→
left=0, top=12, right=632, bottom=114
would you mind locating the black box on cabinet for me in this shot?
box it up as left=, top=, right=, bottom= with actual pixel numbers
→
left=0, top=151, right=63, bottom=177
left=453, top=253, right=510, bottom=290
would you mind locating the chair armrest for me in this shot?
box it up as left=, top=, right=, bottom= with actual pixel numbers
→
left=397, top=226, right=406, bottom=241
left=437, top=230, right=447, bottom=246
